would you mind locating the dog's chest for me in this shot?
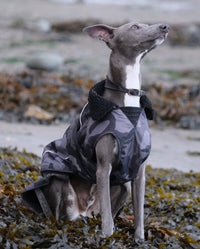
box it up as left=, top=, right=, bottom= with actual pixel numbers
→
left=124, top=53, right=144, bottom=108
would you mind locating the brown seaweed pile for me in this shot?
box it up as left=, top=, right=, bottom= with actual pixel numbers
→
left=0, top=72, right=93, bottom=124
left=0, top=71, right=199, bottom=129
left=144, top=80, right=200, bottom=129
left=51, top=20, right=200, bottom=47
left=0, top=147, right=199, bottom=248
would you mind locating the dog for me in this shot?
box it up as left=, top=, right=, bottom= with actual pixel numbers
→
left=22, top=22, right=169, bottom=241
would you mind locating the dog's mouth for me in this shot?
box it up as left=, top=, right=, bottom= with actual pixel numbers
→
left=140, top=31, right=169, bottom=58
left=155, top=32, right=168, bottom=42
left=145, top=32, right=168, bottom=51
left=154, top=31, right=169, bottom=45
left=145, top=31, right=168, bottom=47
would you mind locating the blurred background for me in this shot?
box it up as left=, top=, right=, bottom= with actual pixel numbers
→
left=0, top=0, right=199, bottom=171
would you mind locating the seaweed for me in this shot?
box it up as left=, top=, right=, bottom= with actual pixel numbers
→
left=0, top=72, right=199, bottom=129
left=0, top=147, right=199, bottom=248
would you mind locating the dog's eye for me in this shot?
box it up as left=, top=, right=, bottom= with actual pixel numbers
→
left=131, top=25, right=139, bottom=30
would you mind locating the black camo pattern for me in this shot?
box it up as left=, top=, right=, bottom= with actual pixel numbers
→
left=22, top=81, right=151, bottom=214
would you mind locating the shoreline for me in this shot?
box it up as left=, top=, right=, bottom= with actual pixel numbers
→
left=0, top=120, right=199, bottom=172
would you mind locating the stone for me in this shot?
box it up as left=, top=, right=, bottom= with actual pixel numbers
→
left=36, top=19, right=51, bottom=32
left=179, top=116, right=200, bottom=130
left=25, top=105, right=54, bottom=120
left=26, top=53, right=63, bottom=72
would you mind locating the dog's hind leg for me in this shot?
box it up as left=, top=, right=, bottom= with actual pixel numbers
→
left=95, top=134, right=117, bottom=237
left=42, top=177, right=79, bottom=221
left=110, top=182, right=131, bottom=218
left=131, top=163, right=146, bottom=241
left=42, top=177, right=63, bottom=220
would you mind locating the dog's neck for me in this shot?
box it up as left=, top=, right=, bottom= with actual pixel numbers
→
left=106, top=52, right=144, bottom=108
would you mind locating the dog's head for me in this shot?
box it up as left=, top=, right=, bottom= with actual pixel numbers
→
left=83, top=22, right=169, bottom=60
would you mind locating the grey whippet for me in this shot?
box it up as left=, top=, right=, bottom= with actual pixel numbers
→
left=22, top=22, right=169, bottom=241
left=81, top=22, right=169, bottom=239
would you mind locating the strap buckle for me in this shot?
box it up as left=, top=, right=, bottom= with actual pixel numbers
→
left=127, top=89, right=139, bottom=96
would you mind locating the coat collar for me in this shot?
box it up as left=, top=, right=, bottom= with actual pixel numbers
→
left=87, top=79, right=154, bottom=121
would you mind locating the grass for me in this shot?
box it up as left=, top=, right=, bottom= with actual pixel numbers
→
left=9, top=39, right=57, bottom=48
left=155, top=69, right=200, bottom=80
left=0, top=57, right=25, bottom=64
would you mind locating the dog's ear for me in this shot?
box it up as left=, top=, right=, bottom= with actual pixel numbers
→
left=83, top=24, right=115, bottom=42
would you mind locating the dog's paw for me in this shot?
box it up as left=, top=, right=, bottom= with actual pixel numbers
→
left=134, top=229, right=144, bottom=242
left=102, top=221, right=114, bottom=237
left=134, top=237, right=145, bottom=244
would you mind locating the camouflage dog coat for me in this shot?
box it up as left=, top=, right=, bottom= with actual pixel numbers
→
left=22, top=79, right=152, bottom=214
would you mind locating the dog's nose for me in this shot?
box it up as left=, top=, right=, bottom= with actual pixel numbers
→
left=159, top=24, right=170, bottom=32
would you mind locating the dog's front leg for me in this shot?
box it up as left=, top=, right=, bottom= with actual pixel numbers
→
left=96, top=135, right=116, bottom=237
left=132, top=163, right=146, bottom=241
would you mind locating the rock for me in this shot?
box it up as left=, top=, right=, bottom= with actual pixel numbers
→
left=179, top=116, right=200, bottom=130
left=25, top=105, right=54, bottom=120
left=26, top=53, right=63, bottom=72
left=168, top=24, right=200, bottom=46
left=12, top=19, right=51, bottom=32
left=36, top=19, right=51, bottom=32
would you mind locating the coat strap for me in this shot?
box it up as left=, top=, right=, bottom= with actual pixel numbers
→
left=35, top=188, right=53, bottom=217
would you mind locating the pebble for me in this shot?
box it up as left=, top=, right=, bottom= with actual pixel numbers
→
left=25, top=105, right=54, bottom=120
left=179, top=116, right=200, bottom=130
left=23, top=19, right=51, bottom=32
left=36, top=19, right=51, bottom=32
left=26, top=53, right=63, bottom=71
